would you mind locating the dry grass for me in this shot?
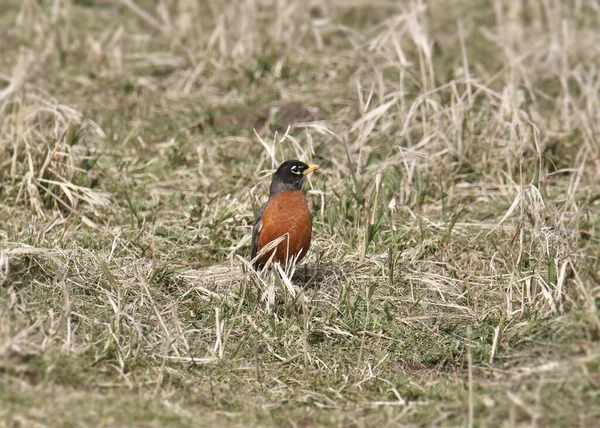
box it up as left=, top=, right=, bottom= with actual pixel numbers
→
left=1, top=0, right=599, bottom=426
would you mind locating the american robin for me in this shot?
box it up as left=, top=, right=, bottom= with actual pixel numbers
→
left=251, top=160, right=320, bottom=269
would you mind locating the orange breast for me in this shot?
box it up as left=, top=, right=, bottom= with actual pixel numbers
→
left=257, top=190, right=313, bottom=265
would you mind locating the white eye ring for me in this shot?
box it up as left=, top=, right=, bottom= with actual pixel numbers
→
left=291, top=165, right=302, bottom=175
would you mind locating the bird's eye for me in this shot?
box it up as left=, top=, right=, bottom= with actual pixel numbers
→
left=290, top=165, right=301, bottom=175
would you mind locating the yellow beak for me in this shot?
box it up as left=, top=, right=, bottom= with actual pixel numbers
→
left=303, top=164, right=320, bottom=175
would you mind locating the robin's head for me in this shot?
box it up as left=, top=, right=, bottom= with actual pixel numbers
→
left=269, top=160, right=320, bottom=196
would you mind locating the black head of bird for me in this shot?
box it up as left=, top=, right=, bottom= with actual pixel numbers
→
left=269, top=160, right=320, bottom=196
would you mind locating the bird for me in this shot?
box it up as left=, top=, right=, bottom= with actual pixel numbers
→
left=251, top=160, right=320, bottom=269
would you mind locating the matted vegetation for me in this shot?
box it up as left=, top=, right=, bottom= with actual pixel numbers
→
left=1, top=0, right=599, bottom=426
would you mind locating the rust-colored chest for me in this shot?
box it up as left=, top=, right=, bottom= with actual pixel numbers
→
left=257, top=190, right=313, bottom=265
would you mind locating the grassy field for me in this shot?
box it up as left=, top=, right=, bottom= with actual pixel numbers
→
left=1, top=0, right=599, bottom=426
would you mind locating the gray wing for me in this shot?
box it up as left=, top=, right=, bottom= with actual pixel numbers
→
left=251, top=199, right=270, bottom=262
